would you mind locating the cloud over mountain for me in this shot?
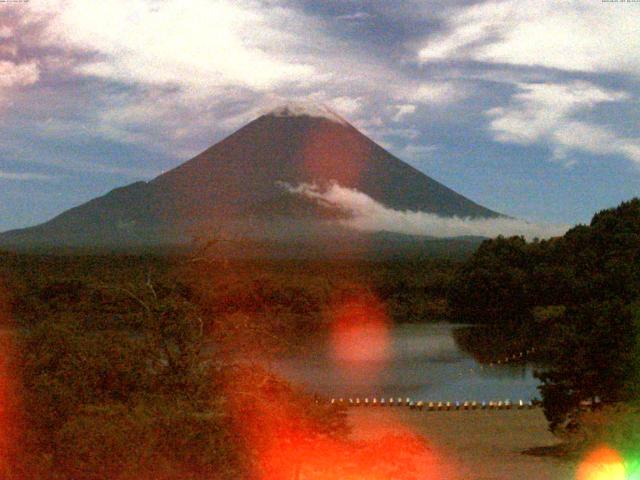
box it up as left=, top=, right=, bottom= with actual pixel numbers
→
left=284, top=182, right=568, bottom=240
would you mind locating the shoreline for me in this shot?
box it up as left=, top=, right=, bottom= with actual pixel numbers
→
left=348, top=407, right=575, bottom=480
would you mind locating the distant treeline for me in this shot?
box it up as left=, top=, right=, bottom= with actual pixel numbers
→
left=0, top=253, right=459, bottom=334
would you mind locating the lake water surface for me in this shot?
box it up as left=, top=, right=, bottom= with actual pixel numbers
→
left=273, top=324, right=541, bottom=403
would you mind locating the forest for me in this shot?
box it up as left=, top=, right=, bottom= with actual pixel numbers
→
left=0, top=249, right=457, bottom=478
left=0, top=198, right=638, bottom=477
left=448, top=198, right=640, bottom=456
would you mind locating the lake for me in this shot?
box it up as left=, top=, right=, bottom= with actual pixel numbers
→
left=273, top=323, right=541, bottom=403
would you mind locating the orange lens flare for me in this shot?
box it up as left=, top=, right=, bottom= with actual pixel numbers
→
left=0, top=283, right=21, bottom=475
left=577, top=445, right=627, bottom=480
left=259, top=425, right=448, bottom=480
left=221, top=361, right=454, bottom=479
left=301, top=122, right=370, bottom=187
left=329, top=294, right=391, bottom=370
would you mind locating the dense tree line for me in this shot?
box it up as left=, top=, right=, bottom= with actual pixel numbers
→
left=448, top=198, right=640, bottom=434
left=1, top=254, right=457, bottom=329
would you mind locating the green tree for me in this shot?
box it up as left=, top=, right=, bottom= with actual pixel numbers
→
left=448, top=236, right=534, bottom=327
left=536, top=301, right=640, bottom=432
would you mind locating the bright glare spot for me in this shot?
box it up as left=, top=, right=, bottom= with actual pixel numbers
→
left=329, top=295, right=390, bottom=364
left=577, top=446, right=627, bottom=480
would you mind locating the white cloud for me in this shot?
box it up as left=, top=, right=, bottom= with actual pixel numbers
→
left=0, top=60, right=39, bottom=87
left=261, top=100, right=348, bottom=125
left=0, top=169, right=54, bottom=181
left=486, top=81, right=640, bottom=165
left=552, top=122, right=640, bottom=165
left=408, top=81, right=467, bottom=105
left=379, top=126, right=420, bottom=141
left=418, top=0, right=640, bottom=76
left=326, top=96, right=362, bottom=117
left=0, top=26, right=12, bottom=39
left=394, top=143, right=438, bottom=163
left=284, top=182, right=568, bottom=240
left=336, top=12, right=373, bottom=21
left=392, top=104, right=416, bottom=122
left=15, top=0, right=430, bottom=159
left=27, top=0, right=317, bottom=92
left=0, top=61, right=40, bottom=112
left=3, top=134, right=159, bottom=178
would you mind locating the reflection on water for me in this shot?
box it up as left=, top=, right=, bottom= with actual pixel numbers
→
left=273, top=324, right=540, bottom=402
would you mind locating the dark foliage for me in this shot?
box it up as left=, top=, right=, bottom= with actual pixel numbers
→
left=0, top=250, right=458, bottom=478
left=448, top=198, right=640, bottom=432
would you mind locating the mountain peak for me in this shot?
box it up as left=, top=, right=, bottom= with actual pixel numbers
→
left=0, top=103, right=501, bottom=249
left=263, top=101, right=347, bottom=125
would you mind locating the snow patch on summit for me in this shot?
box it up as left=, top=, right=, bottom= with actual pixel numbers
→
left=263, top=101, right=348, bottom=125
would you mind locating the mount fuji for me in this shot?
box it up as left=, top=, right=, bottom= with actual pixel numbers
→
left=0, top=102, right=501, bottom=255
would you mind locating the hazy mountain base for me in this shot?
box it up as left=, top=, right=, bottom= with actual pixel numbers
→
left=0, top=226, right=484, bottom=260
left=0, top=196, right=490, bottom=254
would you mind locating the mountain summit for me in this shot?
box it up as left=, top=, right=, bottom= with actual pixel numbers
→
left=262, top=101, right=348, bottom=125
left=0, top=103, right=500, bottom=250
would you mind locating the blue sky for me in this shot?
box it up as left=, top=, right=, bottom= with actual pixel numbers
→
left=0, top=0, right=639, bottom=232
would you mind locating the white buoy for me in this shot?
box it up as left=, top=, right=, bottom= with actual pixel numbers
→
left=518, top=400, right=524, bottom=410
left=417, top=401, right=424, bottom=411
left=428, top=402, right=435, bottom=411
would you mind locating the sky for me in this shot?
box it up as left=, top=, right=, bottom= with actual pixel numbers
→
left=0, top=0, right=639, bottom=232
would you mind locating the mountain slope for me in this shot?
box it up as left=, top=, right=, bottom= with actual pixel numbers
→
left=0, top=104, right=500, bottom=249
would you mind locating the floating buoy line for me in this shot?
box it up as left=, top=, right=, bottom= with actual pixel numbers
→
left=452, top=345, right=539, bottom=380
left=327, top=397, right=539, bottom=411
left=323, top=346, right=543, bottom=411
